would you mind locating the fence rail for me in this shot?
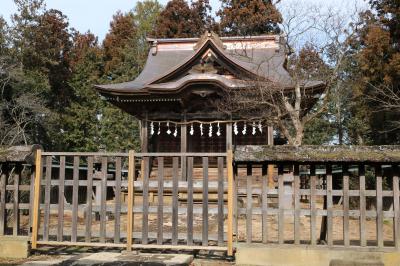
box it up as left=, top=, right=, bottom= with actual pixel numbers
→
left=234, top=162, right=400, bottom=251
left=28, top=150, right=233, bottom=255
left=0, top=162, right=34, bottom=237
left=2, top=145, right=400, bottom=255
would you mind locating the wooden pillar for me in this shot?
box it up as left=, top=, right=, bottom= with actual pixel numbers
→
left=267, top=126, right=274, bottom=188
left=227, top=149, right=234, bottom=256
left=140, top=113, right=148, bottom=153
left=267, top=126, right=274, bottom=145
left=226, top=122, right=232, bottom=151
left=181, top=113, right=187, bottom=180
left=140, top=113, right=148, bottom=182
left=126, top=150, right=135, bottom=251
left=31, top=149, right=42, bottom=249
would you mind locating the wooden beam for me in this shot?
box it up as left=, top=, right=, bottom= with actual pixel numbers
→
left=147, top=111, right=231, bottom=120
left=31, top=149, right=42, bottom=249
left=202, top=157, right=208, bottom=246
left=262, top=163, right=268, bottom=244
left=278, top=164, right=284, bottom=245
left=393, top=165, right=400, bottom=250
left=359, top=164, right=366, bottom=247
left=310, top=164, right=317, bottom=246
left=227, top=149, right=234, bottom=256
left=142, top=157, right=149, bottom=244
left=72, top=156, right=80, bottom=242
left=114, top=157, right=122, bottom=243
left=246, top=163, right=253, bottom=243
left=376, top=164, right=383, bottom=248
left=226, top=122, right=232, bottom=151
left=126, top=150, right=135, bottom=251
left=267, top=126, right=274, bottom=145
left=99, top=157, right=107, bottom=243
left=187, top=157, right=194, bottom=245
left=85, top=157, right=93, bottom=243
left=13, top=171, right=19, bottom=236
left=0, top=173, right=5, bottom=236
left=294, top=164, right=300, bottom=245
left=43, top=156, right=52, bottom=240
left=36, top=241, right=228, bottom=251
left=157, top=157, right=164, bottom=245
left=140, top=114, right=148, bottom=183
left=217, top=157, right=224, bottom=246
left=343, top=164, right=350, bottom=247
left=181, top=113, right=187, bottom=180
left=327, top=164, right=333, bottom=246
left=141, top=113, right=148, bottom=153
left=267, top=126, right=274, bottom=189
left=172, top=157, right=179, bottom=245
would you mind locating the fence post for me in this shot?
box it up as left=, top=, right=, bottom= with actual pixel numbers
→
left=126, top=150, right=135, bottom=251
left=31, top=149, right=42, bottom=249
left=393, top=164, right=400, bottom=250
left=227, top=149, right=234, bottom=256
left=0, top=171, right=6, bottom=236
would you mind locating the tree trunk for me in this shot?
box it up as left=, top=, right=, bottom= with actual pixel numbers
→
left=293, top=123, right=304, bottom=146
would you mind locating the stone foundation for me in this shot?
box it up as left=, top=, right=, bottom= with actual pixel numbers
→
left=235, top=244, right=400, bottom=266
left=0, top=236, right=29, bottom=259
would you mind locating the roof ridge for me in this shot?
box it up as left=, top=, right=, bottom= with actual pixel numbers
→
left=193, top=31, right=224, bottom=50
left=146, top=33, right=281, bottom=44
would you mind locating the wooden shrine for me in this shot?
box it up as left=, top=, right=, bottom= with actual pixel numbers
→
left=94, top=32, right=324, bottom=153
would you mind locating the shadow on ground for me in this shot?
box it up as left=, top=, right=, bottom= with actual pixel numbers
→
left=1, top=246, right=234, bottom=266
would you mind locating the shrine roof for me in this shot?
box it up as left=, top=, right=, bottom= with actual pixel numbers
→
left=94, top=32, right=324, bottom=96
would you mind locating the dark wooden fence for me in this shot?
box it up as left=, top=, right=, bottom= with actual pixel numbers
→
left=0, top=146, right=37, bottom=237
left=234, top=145, right=400, bottom=251
left=0, top=164, right=34, bottom=237
left=3, top=145, right=400, bottom=254
left=29, top=151, right=234, bottom=255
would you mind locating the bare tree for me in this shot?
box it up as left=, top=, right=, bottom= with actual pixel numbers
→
left=366, top=83, right=400, bottom=132
left=218, top=1, right=364, bottom=146
left=0, top=57, right=49, bottom=146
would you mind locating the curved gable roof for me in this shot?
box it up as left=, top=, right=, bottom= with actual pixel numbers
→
left=148, top=38, right=263, bottom=85
left=95, top=32, right=306, bottom=94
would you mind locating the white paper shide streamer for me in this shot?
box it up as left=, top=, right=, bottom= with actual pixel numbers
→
left=150, top=122, right=154, bottom=135
left=234, top=122, right=238, bottom=135
left=190, top=123, right=194, bottom=135
left=148, top=120, right=262, bottom=137
left=173, top=124, right=178, bottom=137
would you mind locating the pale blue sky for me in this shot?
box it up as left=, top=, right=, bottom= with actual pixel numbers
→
left=1, top=0, right=366, bottom=41
left=1, top=0, right=221, bottom=41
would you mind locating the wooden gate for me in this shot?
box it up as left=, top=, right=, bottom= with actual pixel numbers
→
left=31, top=150, right=234, bottom=255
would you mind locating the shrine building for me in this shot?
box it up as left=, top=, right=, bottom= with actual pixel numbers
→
left=94, top=32, right=324, bottom=154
